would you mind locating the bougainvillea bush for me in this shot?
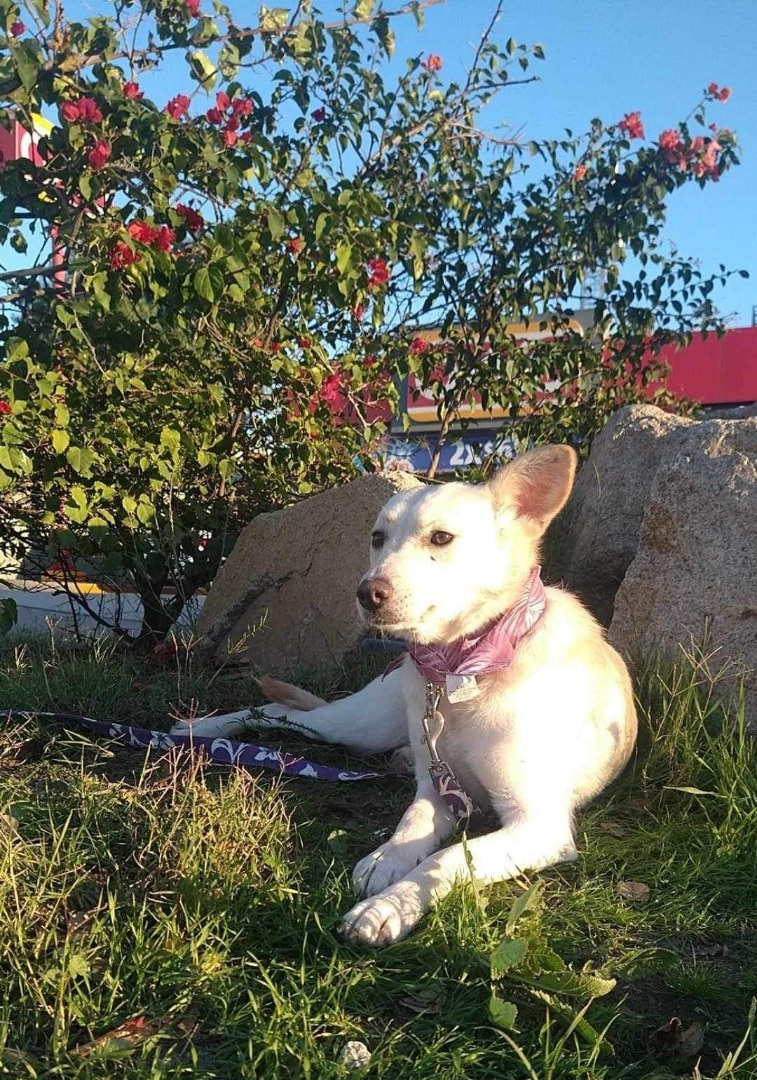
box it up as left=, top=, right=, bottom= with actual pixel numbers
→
left=0, top=0, right=741, bottom=641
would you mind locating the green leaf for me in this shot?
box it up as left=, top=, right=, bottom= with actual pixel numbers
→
left=489, top=994, right=518, bottom=1031
left=51, top=428, right=69, bottom=453
left=188, top=50, right=217, bottom=90
left=267, top=207, right=285, bottom=241
left=490, top=936, right=527, bottom=978
left=0, top=598, right=18, bottom=637
left=160, top=426, right=181, bottom=455
left=506, top=881, right=543, bottom=934
left=521, top=969, right=616, bottom=998
left=66, top=446, right=97, bottom=477
left=193, top=267, right=218, bottom=303
left=218, top=42, right=240, bottom=80
left=354, top=0, right=375, bottom=17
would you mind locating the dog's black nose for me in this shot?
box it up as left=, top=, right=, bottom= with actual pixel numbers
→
left=357, top=577, right=392, bottom=612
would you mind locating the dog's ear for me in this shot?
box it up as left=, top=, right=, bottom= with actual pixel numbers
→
left=486, top=445, right=577, bottom=533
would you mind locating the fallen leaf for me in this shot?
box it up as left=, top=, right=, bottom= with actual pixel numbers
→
left=618, top=880, right=651, bottom=903
left=599, top=821, right=626, bottom=837
left=692, top=941, right=729, bottom=960
left=649, top=1016, right=704, bottom=1058
left=399, top=983, right=445, bottom=1015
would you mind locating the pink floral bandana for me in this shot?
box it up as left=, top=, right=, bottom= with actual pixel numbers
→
left=386, top=566, right=546, bottom=686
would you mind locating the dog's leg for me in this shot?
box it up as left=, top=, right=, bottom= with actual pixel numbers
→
left=351, top=778, right=457, bottom=897
left=170, top=665, right=408, bottom=754
left=340, top=808, right=577, bottom=946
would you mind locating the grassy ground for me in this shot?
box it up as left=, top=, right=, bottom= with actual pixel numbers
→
left=1, top=634, right=756, bottom=1078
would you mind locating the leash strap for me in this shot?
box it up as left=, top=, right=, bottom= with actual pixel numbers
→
left=420, top=683, right=476, bottom=822
left=0, top=710, right=386, bottom=782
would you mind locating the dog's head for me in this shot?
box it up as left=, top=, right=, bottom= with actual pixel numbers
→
left=357, top=445, right=577, bottom=644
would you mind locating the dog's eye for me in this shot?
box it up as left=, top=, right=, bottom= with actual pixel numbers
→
left=371, top=531, right=385, bottom=550
left=430, top=530, right=454, bottom=547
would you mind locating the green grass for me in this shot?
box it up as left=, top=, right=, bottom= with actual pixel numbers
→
left=1, top=634, right=756, bottom=1078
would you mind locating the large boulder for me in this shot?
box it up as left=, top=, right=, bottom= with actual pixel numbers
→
left=195, top=471, right=423, bottom=674
left=553, top=405, right=693, bottom=623
left=609, top=417, right=757, bottom=727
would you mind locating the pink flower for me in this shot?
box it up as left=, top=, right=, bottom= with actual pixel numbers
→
left=10, top=21, right=25, bottom=37
left=618, top=111, right=644, bottom=140
left=176, top=203, right=204, bottom=232
left=185, top=0, right=200, bottom=16
left=312, top=107, right=326, bottom=123
left=573, top=164, right=587, bottom=181
left=410, top=336, right=427, bottom=355
left=165, top=94, right=190, bottom=120
left=87, top=139, right=111, bottom=169
left=110, top=242, right=141, bottom=270
left=0, top=400, right=11, bottom=415
left=707, top=82, right=732, bottom=103
left=128, top=220, right=158, bottom=245
left=206, top=107, right=223, bottom=125
left=423, top=54, right=443, bottom=72
left=320, top=372, right=343, bottom=407
left=366, top=257, right=390, bottom=289
left=287, top=237, right=303, bottom=254
left=231, top=97, right=253, bottom=117
left=223, top=128, right=238, bottom=148
left=124, top=81, right=143, bottom=100
left=658, top=127, right=684, bottom=164
left=153, top=224, right=175, bottom=253
left=216, top=91, right=231, bottom=111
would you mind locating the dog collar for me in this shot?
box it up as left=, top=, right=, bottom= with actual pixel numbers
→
left=407, top=565, right=546, bottom=688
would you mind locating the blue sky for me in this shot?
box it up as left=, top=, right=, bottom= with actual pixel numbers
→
left=406, top=0, right=755, bottom=326
left=51, top=1, right=757, bottom=327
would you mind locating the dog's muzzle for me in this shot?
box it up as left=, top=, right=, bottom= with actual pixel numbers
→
left=356, top=576, right=392, bottom=614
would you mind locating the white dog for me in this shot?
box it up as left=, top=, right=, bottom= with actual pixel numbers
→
left=173, top=446, right=637, bottom=945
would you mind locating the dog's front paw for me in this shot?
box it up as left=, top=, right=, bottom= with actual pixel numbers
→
left=339, top=884, right=423, bottom=946
left=352, top=839, right=431, bottom=897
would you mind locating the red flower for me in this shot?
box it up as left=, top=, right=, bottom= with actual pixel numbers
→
left=0, top=400, right=11, bottom=415
left=232, top=98, right=253, bottom=117
left=352, top=304, right=366, bottom=320
left=320, top=372, right=343, bottom=407
left=78, top=98, right=104, bottom=122
left=312, top=107, right=326, bottom=123
left=87, top=139, right=111, bottom=169
left=110, top=241, right=141, bottom=270
left=206, top=107, right=223, bottom=125
left=287, top=237, right=303, bottom=254
left=573, top=164, right=587, bottom=181
left=61, top=97, right=103, bottom=123
left=240, top=130, right=252, bottom=143
left=176, top=203, right=204, bottom=232
left=185, top=0, right=200, bottom=16
left=216, top=91, right=231, bottom=111
left=225, top=116, right=240, bottom=133
left=124, top=81, right=143, bottom=100
left=707, top=82, right=732, bottom=103
left=153, top=224, right=175, bottom=252
left=299, top=337, right=311, bottom=348
left=618, top=111, right=644, bottom=139
left=366, top=257, right=390, bottom=289
left=223, top=128, right=238, bottom=148
left=252, top=337, right=264, bottom=348
left=165, top=94, right=190, bottom=120
left=410, top=336, right=427, bottom=355
left=128, top=220, right=158, bottom=245
left=423, top=54, right=443, bottom=72
left=10, top=21, right=25, bottom=37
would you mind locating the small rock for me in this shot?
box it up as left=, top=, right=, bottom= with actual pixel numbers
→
left=338, top=1040, right=372, bottom=1070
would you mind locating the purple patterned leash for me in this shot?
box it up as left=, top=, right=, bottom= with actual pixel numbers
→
left=0, top=710, right=386, bottom=782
